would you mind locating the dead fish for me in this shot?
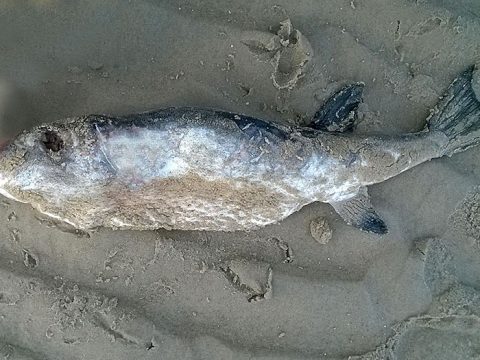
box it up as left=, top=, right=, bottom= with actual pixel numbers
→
left=0, top=67, right=479, bottom=234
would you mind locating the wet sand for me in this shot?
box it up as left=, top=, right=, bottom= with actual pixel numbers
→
left=0, top=1, right=479, bottom=359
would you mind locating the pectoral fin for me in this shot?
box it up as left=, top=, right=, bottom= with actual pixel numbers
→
left=330, top=188, right=388, bottom=234
left=310, top=83, right=364, bottom=133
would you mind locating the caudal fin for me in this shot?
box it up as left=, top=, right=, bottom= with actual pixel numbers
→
left=427, top=66, right=480, bottom=156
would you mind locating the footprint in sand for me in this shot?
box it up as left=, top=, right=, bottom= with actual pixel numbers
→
left=219, top=259, right=273, bottom=302
left=242, top=19, right=313, bottom=90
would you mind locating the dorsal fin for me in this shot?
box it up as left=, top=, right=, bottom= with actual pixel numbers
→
left=309, top=83, right=364, bottom=133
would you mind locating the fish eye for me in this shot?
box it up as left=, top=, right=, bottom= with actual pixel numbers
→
left=42, top=130, right=64, bottom=152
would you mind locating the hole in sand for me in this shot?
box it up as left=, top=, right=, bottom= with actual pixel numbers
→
left=23, top=249, right=38, bottom=269
left=42, top=130, right=64, bottom=152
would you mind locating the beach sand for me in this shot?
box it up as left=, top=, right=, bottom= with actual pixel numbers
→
left=0, top=0, right=479, bottom=359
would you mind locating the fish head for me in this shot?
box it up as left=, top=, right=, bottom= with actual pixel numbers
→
left=0, top=120, right=104, bottom=204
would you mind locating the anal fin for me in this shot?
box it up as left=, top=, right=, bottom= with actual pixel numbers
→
left=330, top=188, right=388, bottom=234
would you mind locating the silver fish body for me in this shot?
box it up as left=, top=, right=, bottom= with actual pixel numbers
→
left=0, top=67, right=479, bottom=233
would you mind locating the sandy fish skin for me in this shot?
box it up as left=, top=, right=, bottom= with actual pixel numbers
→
left=0, top=67, right=479, bottom=232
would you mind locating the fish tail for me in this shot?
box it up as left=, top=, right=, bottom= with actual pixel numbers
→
left=427, top=65, right=480, bottom=156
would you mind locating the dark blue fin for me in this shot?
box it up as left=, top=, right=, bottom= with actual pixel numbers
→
left=310, top=83, right=364, bottom=133
left=427, top=65, right=480, bottom=156
left=331, top=188, right=388, bottom=235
